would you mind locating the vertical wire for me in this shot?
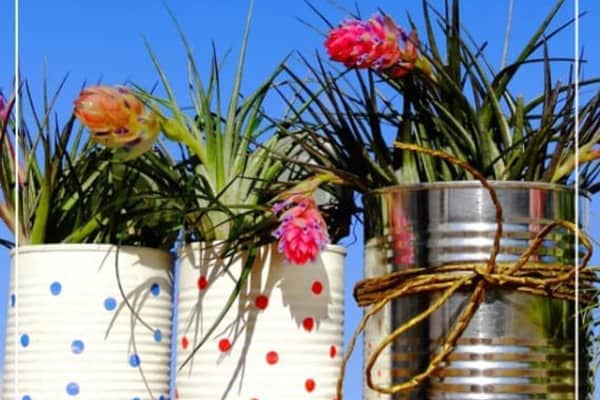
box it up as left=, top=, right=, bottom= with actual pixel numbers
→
left=574, top=0, right=580, bottom=398
left=13, top=0, right=20, bottom=398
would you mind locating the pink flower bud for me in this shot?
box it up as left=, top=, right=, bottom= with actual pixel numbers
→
left=272, top=195, right=329, bottom=266
left=325, top=14, right=419, bottom=77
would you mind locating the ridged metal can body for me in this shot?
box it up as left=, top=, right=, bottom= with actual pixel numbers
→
left=2, top=244, right=174, bottom=399
left=175, top=242, right=345, bottom=399
left=363, top=181, right=589, bottom=400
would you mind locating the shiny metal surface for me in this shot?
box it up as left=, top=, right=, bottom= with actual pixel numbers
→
left=362, top=181, right=590, bottom=399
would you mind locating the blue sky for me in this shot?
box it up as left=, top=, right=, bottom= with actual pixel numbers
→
left=1, top=0, right=599, bottom=399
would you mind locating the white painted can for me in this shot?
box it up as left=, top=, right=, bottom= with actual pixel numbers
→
left=2, top=244, right=173, bottom=400
left=175, top=242, right=345, bottom=400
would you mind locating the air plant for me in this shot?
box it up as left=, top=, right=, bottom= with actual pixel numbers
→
left=279, top=0, right=600, bottom=193
left=0, top=77, right=181, bottom=248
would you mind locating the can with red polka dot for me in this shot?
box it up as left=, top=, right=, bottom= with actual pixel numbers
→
left=175, top=242, right=346, bottom=399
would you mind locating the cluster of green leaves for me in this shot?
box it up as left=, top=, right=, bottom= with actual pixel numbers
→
left=1, top=3, right=356, bottom=250
left=0, top=78, right=181, bottom=248
left=280, top=0, right=600, bottom=193
left=134, top=6, right=352, bottom=247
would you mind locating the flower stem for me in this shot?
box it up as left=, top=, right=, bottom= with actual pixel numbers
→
left=161, top=118, right=208, bottom=165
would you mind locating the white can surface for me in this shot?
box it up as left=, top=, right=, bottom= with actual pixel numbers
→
left=2, top=244, right=174, bottom=400
left=176, top=243, right=345, bottom=400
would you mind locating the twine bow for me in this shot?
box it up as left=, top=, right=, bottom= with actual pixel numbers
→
left=336, top=142, right=596, bottom=398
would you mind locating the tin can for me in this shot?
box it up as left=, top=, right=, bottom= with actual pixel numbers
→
left=363, top=181, right=590, bottom=399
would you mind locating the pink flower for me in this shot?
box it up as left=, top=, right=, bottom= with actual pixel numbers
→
left=0, top=95, right=10, bottom=124
left=385, top=31, right=418, bottom=78
left=325, top=14, right=419, bottom=78
left=272, top=195, right=329, bottom=265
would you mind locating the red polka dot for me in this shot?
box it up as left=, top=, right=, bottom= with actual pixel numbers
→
left=175, top=388, right=179, bottom=399
left=329, top=345, right=337, bottom=358
left=181, top=336, right=189, bottom=350
left=197, top=276, right=208, bottom=290
left=311, top=281, right=323, bottom=295
left=266, top=351, right=279, bottom=365
left=302, top=317, right=314, bottom=332
left=305, top=378, right=316, bottom=392
left=219, top=338, right=231, bottom=352
left=255, top=295, right=269, bottom=310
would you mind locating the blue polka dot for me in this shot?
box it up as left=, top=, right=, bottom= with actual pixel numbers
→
left=50, top=281, right=62, bottom=295
left=150, top=283, right=160, bottom=296
left=132, top=397, right=140, bottom=400
left=158, top=396, right=165, bottom=400
left=129, top=353, right=141, bottom=367
left=153, top=329, right=162, bottom=342
left=10, top=293, right=15, bottom=307
left=22, top=395, right=31, bottom=400
left=104, top=297, right=117, bottom=311
left=20, top=334, right=29, bottom=347
left=66, top=382, right=79, bottom=396
left=71, top=340, right=85, bottom=354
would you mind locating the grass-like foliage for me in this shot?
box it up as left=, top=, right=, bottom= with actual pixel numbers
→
left=0, top=77, right=180, bottom=247
left=134, top=4, right=352, bottom=247
left=280, top=0, right=600, bottom=193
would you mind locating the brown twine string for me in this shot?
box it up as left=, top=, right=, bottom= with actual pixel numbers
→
left=335, top=142, right=595, bottom=398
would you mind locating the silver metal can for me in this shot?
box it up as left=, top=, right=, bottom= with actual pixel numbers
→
left=362, top=181, right=590, bottom=400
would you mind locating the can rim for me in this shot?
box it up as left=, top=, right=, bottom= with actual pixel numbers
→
left=10, top=243, right=174, bottom=260
left=176, top=241, right=347, bottom=257
left=365, top=180, right=590, bottom=198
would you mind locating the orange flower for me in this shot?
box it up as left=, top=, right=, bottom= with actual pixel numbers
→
left=74, top=86, right=142, bottom=132
left=74, top=86, right=159, bottom=156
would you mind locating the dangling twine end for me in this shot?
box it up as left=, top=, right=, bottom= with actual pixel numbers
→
left=335, top=142, right=596, bottom=396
